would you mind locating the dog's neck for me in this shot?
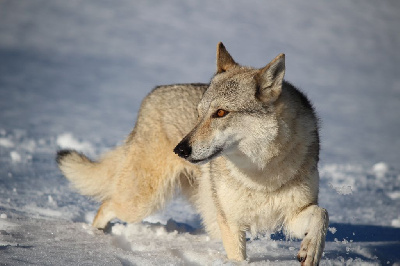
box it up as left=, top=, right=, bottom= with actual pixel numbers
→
left=223, top=149, right=285, bottom=192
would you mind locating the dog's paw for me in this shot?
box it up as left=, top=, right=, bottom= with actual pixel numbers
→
left=296, top=236, right=322, bottom=266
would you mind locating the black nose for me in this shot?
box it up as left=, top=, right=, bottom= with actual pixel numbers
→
left=174, top=139, right=192, bottom=159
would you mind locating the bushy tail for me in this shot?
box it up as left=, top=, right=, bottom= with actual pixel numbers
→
left=56, top=148, right=122, bottom=201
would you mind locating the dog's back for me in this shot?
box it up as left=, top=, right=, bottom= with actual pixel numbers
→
left=127, top=83, right=207, bottom=145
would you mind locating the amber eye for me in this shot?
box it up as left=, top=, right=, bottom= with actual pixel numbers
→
left=214, top=109, right=229, bottom=118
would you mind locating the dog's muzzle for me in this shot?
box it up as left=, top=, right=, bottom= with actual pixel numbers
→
left=174, top=139, right=192, bottom=159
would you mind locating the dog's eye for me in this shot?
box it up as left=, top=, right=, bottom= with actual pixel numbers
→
left=214, top=109, right=229, bottom=118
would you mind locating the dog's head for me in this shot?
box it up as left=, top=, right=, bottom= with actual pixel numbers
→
left=174, top=42, right=286, bottom=166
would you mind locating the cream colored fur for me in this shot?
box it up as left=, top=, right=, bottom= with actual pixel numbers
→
left=57, top=42, right=328, bottom=266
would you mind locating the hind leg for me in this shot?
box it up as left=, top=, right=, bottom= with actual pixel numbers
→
left=92, top=200, right=116, bottom=229
left=95, top=120, right=196, bottom=227
left=109, top=146, right=191, bottom=225
left=287, top=205, right=329, bottom=266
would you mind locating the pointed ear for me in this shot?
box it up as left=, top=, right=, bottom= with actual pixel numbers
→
left=216, top=42, right=237, bottom=73
left=256, top=53, right=285, bottom=103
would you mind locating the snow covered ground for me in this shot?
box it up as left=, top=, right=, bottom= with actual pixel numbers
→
left=1, top=0, right=400, bottom=265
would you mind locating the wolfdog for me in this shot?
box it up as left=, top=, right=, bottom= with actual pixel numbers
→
left=57, top=42, right=328, bottom=265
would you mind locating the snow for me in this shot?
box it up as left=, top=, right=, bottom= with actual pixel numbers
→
left=56, top=132, right=95, bottom=156
left=372, top=162, right=390, bottom=179
left=1, top=0, right=400, bottom=265
left=328, top=227, right=337, bottom=235
left=0, top=138, right=14, bottom=148
left=9, top=151, right=21, bottom=163
left=392, top=218, right=400, bottom=228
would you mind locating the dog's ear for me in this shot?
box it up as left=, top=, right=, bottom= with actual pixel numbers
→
left=216, top=42, right=237, bottom=73
left=256, top=53, right=285, bottom=104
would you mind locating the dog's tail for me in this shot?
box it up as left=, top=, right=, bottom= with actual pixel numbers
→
left=56, top=148, right=122, bottom=201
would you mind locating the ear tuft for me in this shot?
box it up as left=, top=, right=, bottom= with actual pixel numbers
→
left=256, top=53, right=285, bottom=103
left=216, top=42, right=237, bottom=73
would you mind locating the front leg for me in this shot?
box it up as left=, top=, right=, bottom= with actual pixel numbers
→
left=287, top=205, right=329, bottom=266
left=217, top=213, right=246, bottom=261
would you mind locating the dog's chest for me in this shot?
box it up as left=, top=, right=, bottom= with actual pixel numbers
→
left=211, top=165, right=285, bottom=232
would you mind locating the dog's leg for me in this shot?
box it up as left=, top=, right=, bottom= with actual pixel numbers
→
left=287, top=205, right=328, bottom=266
left=217, top=213, right=246, bottom=261
left=92, top=200, right=116, bottom=229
